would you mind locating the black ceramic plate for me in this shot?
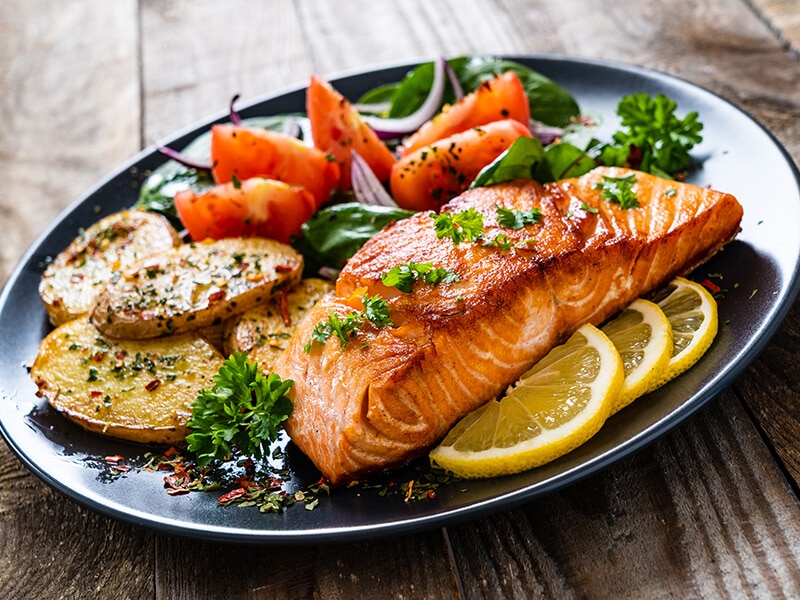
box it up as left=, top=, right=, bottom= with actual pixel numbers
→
left=2, top=56, right=799, bottom=545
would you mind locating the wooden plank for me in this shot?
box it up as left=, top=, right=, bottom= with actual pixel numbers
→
left=448, top=394, right=800, bottom=598
left=0, top=446, right=154, bottom=600
left=0, top=0, right=141, bottom=286
left=735, top=302, right=800, bottom=482
left=154, top=531, right=461, bottom=600
left=139, top=0, right=313, bottom=144
left=749, top=0, right=800, bottom=55
left=295, top=0, right=555, bottom=74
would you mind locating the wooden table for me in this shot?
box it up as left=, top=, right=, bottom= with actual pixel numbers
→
left=2, top=1, right=799, bottom=597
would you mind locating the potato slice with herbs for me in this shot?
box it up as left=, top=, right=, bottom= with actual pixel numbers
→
left=31, top=319, right=225, bottom=444
left=223, top=277, right=333, bottom=372
left=39, top=210, right=182, bottom=326
left=91, top=237, right=303, bottom=339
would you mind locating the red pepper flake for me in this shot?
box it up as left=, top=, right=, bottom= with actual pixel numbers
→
left=105, top=455, right=125, bottom=464
left=145, top=378, right=161, bottom=392
left=427, top=489, right=437, bottom=500
left=275, top=264, right=294, bottom=273
left=218, top=487, right=249, bottom=504
left=164, top=446, right=181, bottom=457
left=207, top=289, right=227, bottom=304
left=701, top=279, right=721, bottom=294
left=92, top=352, right=106, bottom=362
left=280, top=287, right=291, bottom=327
left=164, top=468, right=191, bottom=495
left=115, top=465, right=131, bottom=473
left=234, top=475, right=255, bottom=488
left=90, top=390, right=103, bottom=397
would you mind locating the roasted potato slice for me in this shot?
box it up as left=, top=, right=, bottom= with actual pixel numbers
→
left=224, top=277, right=333, bottom=371
left=39, top=210, right=182, bottom=326
left=91, top=237, right=303, bottom=339
left=31, top=319, right=225, bottom=444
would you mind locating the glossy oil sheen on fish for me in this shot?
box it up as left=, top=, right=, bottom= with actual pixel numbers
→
left=273, top=167, right=744, bottom=484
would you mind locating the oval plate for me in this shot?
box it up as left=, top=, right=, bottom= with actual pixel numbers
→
left=1, top=56, right=799, bottom=544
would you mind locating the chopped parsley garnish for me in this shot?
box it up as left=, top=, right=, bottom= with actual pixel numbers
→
left=381, top=262, right=460, bottom=293
left=593, top=174, right=639, bottom=209
left=430, top=208, right=485, bottom=245
left=580, top=201, right=599, bottom=214
left=495, top=205, right=542, bottom=229
left=186, top=351, right=294, bottom=466
left=305, top=294, right=392, bottom=351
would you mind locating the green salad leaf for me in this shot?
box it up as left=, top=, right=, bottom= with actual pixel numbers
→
left=291, top=203, right=415, bottom=275
left=470, top=136, right=596, bottom=189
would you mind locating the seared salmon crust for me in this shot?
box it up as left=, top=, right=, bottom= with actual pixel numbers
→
left=274, top=167, right=743, bottom=484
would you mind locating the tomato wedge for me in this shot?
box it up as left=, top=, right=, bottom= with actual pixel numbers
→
left=174, top=178, right=316, bottom=244
left=399, top=71, right=531, bottom=156
left=210, top=124, right=339, bottom=209
left=307, top=74, right=396, bottom=190
left=390, top=119, right=532, bottom=212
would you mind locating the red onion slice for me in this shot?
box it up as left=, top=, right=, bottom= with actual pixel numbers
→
left=156, top=146, right=213, bottom=171
left=228, top=94, right=242, bottom=126
left=350, top=150, right=398, bottom=207
left=361, top=57, right=448, bottom=140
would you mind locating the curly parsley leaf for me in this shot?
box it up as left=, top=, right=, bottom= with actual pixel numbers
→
left=495, top=205, right=543, bottom=229
left=381, top=262, right=461, bottom=293
left=430, top=208, right=485, bottom=245
left=599, top=93, right=703, bottom=177
left=593, top=173, right=639, bottom=209
left=305, top=294, right=393, bottom=351
left=186, top=352, right=294, bottom=467
left=362, top=294, right=393, bottom=328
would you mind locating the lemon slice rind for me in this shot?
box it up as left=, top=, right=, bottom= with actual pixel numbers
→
left=652, top=276, right=718, bottom=389
left=602, top=298, right=673, bottom=415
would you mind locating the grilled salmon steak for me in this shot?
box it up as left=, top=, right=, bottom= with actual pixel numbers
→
left=273, top=167, right=743, bottom=484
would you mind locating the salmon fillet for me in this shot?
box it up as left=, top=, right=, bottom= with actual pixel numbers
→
left=273, top=167, right=743, bottom=484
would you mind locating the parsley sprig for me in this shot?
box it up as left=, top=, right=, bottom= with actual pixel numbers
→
left=593, top=173, right=639, bottom=209
left=305, top=294, right=392, bottom=351
left=381, top=262, right=460, bottom=293
left=186, top=352, right=294, bottom=467
left=599, top=93, right=703, bottom=177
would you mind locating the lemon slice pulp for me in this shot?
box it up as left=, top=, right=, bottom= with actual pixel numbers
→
left=429, top=323, right=623, bottom=479
left=652, top=276, right=718, bottom=387
left=601, top=298, right=673, bottom=414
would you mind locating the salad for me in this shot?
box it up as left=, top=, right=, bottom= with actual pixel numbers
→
left=136, top=55, right=702, bottom=278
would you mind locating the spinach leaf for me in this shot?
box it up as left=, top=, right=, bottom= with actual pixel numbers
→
left=292, top=203, right=414, bottom=275
left=471, top=136, right=596, bottom=189
left=470, top=136, right=550, bottom=188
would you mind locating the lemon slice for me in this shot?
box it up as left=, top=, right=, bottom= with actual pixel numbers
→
left=652, top=276, right=718, bottom=388
left=601, top=298, right=673, bottom=415
left=429, top=323, right=624, bottom=479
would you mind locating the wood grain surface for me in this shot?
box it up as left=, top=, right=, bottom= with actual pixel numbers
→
left=1, top=1, right=799, bottom=598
